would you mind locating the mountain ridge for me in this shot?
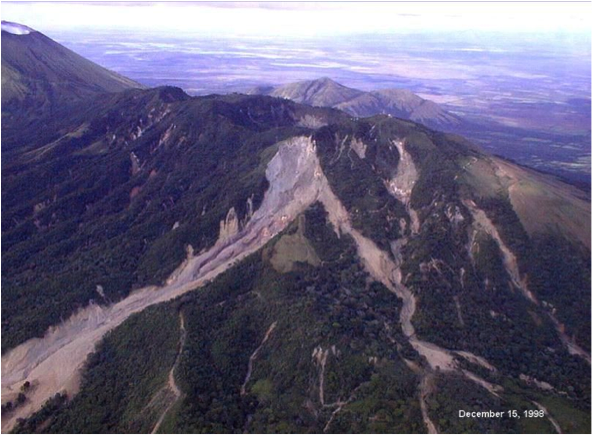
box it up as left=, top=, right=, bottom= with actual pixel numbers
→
left=249, top=77, right=462, bottom=129
left=1, top=25, right=590, bottom=435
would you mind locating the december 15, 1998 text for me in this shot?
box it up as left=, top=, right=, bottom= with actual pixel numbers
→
left=459, top=410, right=545, bottom=419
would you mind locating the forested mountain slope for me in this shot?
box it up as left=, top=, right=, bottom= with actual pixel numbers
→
left=2, top=88, right=590, bottom=433
left=1, top=27, right=590, bottom=433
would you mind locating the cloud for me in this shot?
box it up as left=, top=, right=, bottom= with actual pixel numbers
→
left=2, top=1, right=590, bottom=36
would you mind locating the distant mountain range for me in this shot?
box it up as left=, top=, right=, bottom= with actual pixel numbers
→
left=249, top=77, right=462, bottom=130
left=1, top=23, right=590, bottom=435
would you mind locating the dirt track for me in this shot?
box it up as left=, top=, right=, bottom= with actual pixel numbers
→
left=241, top=322, right=277, bottom=396
left=151, top=312, right=186, bottom=434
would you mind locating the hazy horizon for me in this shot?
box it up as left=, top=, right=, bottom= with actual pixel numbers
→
left=2, top=1, right=591, bottom=37
left=2, top=1, right=591, bottom=182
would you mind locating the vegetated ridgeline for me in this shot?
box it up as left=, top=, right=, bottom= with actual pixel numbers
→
left=249, top=77, right=461, bottom=130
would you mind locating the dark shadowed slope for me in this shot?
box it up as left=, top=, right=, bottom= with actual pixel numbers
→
left=0, top=86, right=346, bottom=352
left=1, top=21, right=143, bottom=124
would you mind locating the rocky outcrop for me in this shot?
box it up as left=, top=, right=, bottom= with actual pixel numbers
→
left=218, top=207, right=240, bottom=243
left=386, top=139, right=420, bottom=234
left=349, top=137, right=367, bottom=159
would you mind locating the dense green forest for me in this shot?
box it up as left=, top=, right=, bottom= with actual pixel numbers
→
left=15, top=204, right=427, bottom=433
left=475, top=196, right=591, bottom=352
left=13, top=200, right=590, bottom=433
left=168, top=203, right=425, bottom=433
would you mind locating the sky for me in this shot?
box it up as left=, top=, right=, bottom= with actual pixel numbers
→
left=1, top=1, right=591, bottom=37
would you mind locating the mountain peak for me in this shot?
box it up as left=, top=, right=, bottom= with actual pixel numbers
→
left=305, top=77, right=352, bottom=91
left=314, top=76, right=338, bottom=85
left=2, top=23, right=143, bottom=122
left=267, top=77, right=364, bottom=107
left=251, top=78, right=461, bottom=129
left=1, top=20, right=35, bottom=35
